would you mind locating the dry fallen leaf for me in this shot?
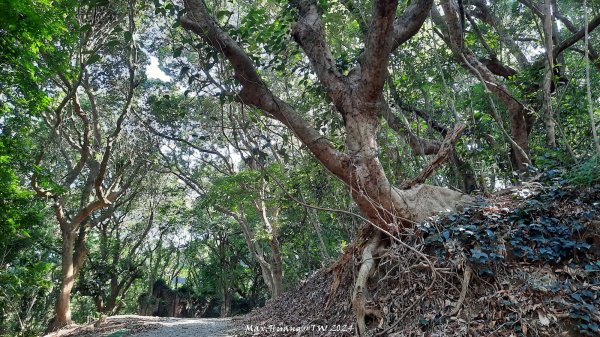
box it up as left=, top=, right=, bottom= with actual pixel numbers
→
left=538, top=310, right=550, bottom=326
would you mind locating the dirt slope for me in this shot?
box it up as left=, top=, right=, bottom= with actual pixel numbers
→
left=238, top=183, right=600, bottom=336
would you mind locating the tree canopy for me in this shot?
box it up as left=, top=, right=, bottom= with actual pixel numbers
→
left=0, top=0, right=599, bottom=336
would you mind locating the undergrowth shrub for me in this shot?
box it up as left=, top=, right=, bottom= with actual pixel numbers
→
left=566, top=156, right=600, bottom=186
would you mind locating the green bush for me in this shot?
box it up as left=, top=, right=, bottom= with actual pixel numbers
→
left=567, top=156, right=600, bottom=186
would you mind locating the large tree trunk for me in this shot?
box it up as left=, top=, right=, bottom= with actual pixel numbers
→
left=344, top=109, right=468, bottom=228
left=50, top=224, right=89, bottom=331
left=52, top=233, right=75, bottom=330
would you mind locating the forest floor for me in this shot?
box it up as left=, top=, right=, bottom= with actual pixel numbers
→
left=43, top=315, right=237, bottom=337
left=238, top=181, right=600, bottom=336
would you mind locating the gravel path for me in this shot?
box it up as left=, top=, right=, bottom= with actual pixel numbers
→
left=128, top=317, right=234, bottom=337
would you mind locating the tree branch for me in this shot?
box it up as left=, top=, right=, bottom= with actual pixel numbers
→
left=391, top=0, right=434, bottom=50
left=339, top=0, right=368, bottom=33
left=181, top=0, right=350, bottom=181
left=291, top=0, right=348, bottom=109
left=470, top=0, right=529, bottom=67
left=553, top=14, right=600, bottom=59
left=399, top=123, right=465, bottom=189
left=358, top=0, right=400, bottom=101
left=62, top=93, right=91, bottom=189
left=94, top=3, right=138, bottom=204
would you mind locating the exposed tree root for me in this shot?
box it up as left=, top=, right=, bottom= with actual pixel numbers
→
left=352, top=231, right=383, bottom=336
left=448, top=264, right=472, bottom=317
left=324, top=239, right=356, bottom=309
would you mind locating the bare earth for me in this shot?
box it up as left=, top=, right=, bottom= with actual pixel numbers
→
left=129, top=317, right=234, bottom=337
left=43, top=315, right=237, bottom=337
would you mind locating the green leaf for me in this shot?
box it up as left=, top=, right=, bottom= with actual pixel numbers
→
left=217, top=10, right=232, bottom=20
left=173, top=47, right=183, bottom=58
left=106, top=40, right=120, bottom=48
left=87, top=54, right=101, bottom=64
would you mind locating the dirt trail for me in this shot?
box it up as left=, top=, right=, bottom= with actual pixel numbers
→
left=129, top=317, right=234, bottom=337
left=44, top=315, right=236, bottom=337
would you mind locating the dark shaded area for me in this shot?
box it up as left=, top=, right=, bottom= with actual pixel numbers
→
left=138, top=280, right=264, bottom=318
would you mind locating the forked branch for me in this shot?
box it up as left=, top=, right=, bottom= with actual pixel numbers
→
left=291, top=0, right=348, bottom=109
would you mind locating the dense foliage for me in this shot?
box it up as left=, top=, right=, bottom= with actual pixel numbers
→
left=0, top=0, right=599, bottom=336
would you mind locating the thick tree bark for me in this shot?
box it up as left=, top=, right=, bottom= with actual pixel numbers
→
left=51, top=225, right=89, bottom=330
left=53, top=234, right=75, bottom=329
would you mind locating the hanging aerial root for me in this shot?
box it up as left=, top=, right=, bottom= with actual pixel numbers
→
left=352, top=231, right=384, bottom=336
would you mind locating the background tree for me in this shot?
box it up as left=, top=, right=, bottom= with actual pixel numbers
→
left=27, top=0, right=157, bottom=329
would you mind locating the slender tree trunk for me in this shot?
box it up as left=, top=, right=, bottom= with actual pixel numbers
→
left=218, top=243, right=231, bottom=318
left=451, top=152, right=478, bottom=193
left=268, top=237, right=283, bottom=299
left=219, top=287, right=231, bottom=317
left=254, top=196, right=285, bottom=299
left=309, top=208, right=331, bottom=262
left=148, top=235, right=163, bottom=295
left=434, top=3, right=532, bottom=171
left=543, top=0, right=556, bottom=147
left=584, top=0, right=600, bottom=157
left=509, top=110, right=532, bottom=170
left=235, top=212, right=278, bottom=298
